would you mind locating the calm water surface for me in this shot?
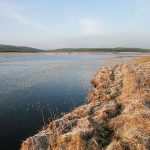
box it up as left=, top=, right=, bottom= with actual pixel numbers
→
left=0, top=53, right=146, bottom=150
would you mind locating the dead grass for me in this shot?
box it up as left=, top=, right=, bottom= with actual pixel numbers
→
left=135, top=56, right=150, bottom=63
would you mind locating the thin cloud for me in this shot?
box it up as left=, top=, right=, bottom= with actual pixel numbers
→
left=0, top=1, right=51, bottom=32
left=142, top=5, right=150, bottom=15
left=80, top=19, right=102, bottom=35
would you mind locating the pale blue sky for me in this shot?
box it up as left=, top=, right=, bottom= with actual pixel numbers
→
left=0, top=0, right=150, bottom=49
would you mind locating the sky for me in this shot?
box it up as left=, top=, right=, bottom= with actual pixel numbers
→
left=0, top=0, right=150, bottom=49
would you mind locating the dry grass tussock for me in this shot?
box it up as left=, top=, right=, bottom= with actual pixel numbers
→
left=21, top=56, right=150, bottom=150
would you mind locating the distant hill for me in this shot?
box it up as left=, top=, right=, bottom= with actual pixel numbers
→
left=0, top=44, right=43, bottom=52
left=49, top=48, right=150, bottom=53
left=0, top=44, right=150, bottom=53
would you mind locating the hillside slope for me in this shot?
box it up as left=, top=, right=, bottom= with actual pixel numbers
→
left=49, top=48, right=150, bottom=53
left=21, top=56, right=150, bottom=150
left=0, top=44, right=43, bottom=52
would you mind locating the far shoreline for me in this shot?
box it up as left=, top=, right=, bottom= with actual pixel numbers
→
left=0, top=51, right=150, bottom=55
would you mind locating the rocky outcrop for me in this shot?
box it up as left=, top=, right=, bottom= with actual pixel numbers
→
left=21, top=57, right=150, bottom=150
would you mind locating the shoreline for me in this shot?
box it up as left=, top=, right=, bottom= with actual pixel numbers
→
left=21, top=56, right=150, bottom=150
left=0, top=51, right=149, bottom=55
